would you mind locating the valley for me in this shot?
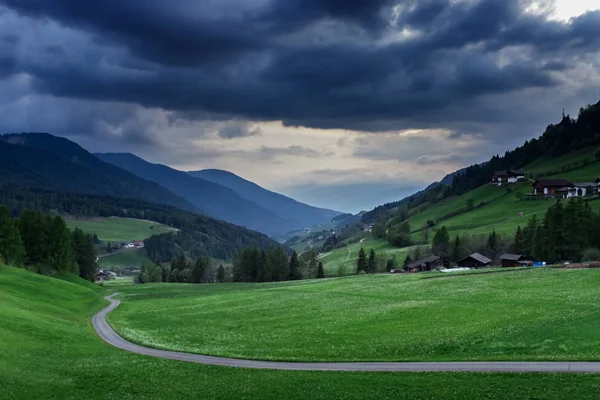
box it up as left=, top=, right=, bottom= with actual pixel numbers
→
left=4, top=266, right=600, bottom=400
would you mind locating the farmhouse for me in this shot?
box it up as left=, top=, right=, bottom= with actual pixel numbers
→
left=492, top=169, right=525, bottom=184
left=531, top=179, right=574, bottom=198
left=573, top=182, right=598, bottom=197
left=456, top=253, right=492, bottom=269
left=406, top=255, right=442, bottom=272
left=500, top=253, right=524, bottom=267
left=132, top=240, right=144, bottom=248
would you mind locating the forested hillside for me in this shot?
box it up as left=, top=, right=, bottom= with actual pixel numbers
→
left=0, top=187, right=278, bottom=261
left=97, top=153, right=314, bottom=236
left=364, top=101, right=600, bottom=228
left=0, top=133, right=194, bottom=211
left=189, top=169, right=340, bottom=227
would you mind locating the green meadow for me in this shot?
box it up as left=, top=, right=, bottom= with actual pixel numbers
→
left=109, top=268, right=600, bottom=362
left=7, top=266, right=600, bottom=399
left=64, top=217, right=174, bottom=243
left=99, top=248, right=149, bottom=269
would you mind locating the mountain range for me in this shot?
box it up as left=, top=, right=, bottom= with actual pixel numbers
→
left=0, top=132, right=340, bottom=237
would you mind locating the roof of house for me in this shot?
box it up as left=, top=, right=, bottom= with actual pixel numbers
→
left=500, top=253, right=523, bottom=261
left=531, top=179, right=573, bottom=187
left=573, top=182, right=597, bottom=187
left=407, top=255, right=441, bottom=269
left=458, top=252, right=492, bottom=265
left=494, top=169, right=524, bottom=176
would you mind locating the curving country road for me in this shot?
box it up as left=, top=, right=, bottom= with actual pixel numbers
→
left=93, top=294, right=600, bottom=373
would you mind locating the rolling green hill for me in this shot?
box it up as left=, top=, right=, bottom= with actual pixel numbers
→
left=7, top=266, right=600, bottom=399
left=110, top=268, right=600, bottom=362
left=65, top=217, right=175, bottom=243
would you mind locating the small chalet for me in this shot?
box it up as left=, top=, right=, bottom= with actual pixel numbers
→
left=573, top=182, right=598, bottom=197
left=406, top=255, right=442, bottom=273
left=500, top=254, right=524, bottom=267
left=456, top=253, right=492, bottom=269
left=531, top=179, right=573, bottom=197
left=132, top=240, right=144, bottom=248
left=492, top=169, right=525, bottom=184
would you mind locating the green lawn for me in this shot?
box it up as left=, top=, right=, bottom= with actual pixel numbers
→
left=524, top=146, right=598, bottom=176
left=319, top=234, right=415, bottom=274
left=99, top=248, right=149, bottom=269
left=109, top=268, right=600, bottom=363
left=7, top=266, right=600, bottom=399
left=64, top=217, right=174, bottom=243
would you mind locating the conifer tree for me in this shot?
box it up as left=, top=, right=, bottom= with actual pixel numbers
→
left=450, top=235, right=461, bottom=261
left=432, top=226, right=450, bottom=258
left=403, top=254, right=412, bottom=270
left=217, top=265, right=226, bottom=283
left=106, top=242, right=113, bottom=253
left=0, top=206, right=24, bottom=266
left=288, top=250, right=302, bottom=280
left=367, top=248, right=376, bottom=273
left=356, top=247, right=367, bottom=273
left=317, top=262, right=325, bottom=278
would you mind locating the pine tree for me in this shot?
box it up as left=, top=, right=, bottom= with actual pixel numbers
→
left=0, top=206, right=24, bottom=265
left=386, top=259, right=394, bottom=271
left=47, top=216, right=72, bottom=272
left=106, top=242, right=113, bottom=253
left=288, top=251, right=302, bottom=280
left=450, top=235, right=461, bottom=261
left=367, top=248, right=376, bottom=273
left=72, top=228, right=97, bottom=282
left=317, top=262, right=325, bottom=278
left=356, top=247, right=367, bottom=273
left=403, top=254, right=412, bottom=270
left=192, top=256, right=210, bottom=283
left=432, top=226, right=450, bottom=258
left=217, top=265, right=226, bottom=283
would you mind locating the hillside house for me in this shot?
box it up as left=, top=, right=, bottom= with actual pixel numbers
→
left=530, top=179, right=596, bottom=198
left=531, top=179, right=574, bottom=198
left=456, top=253, right=492, bottom=269
left=133, top=240, right=144, bottom=248
left=406, top=255, right=442, bottom=272
left=500, top=254, right=524, bottom=267
left=492, top=169, right=525, bottom=184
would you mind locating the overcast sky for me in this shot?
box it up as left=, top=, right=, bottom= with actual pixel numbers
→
left=1, top=0, right=599, bottom=212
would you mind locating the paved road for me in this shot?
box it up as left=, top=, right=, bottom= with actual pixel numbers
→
left=93, top=294, right=600, bottom=373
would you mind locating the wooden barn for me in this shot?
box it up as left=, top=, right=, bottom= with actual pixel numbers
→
left=406, top=255, right=442, bottom=273
left=531, top=179, right=573, bottom=197
left=456, top=253, right=492, bottom=269
left=500, top=253, right=524, bottom=267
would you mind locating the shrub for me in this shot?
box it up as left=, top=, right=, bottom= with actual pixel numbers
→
left=582, top=248, right=600, bottom=262
left=337, top=264, right=346, bottom=277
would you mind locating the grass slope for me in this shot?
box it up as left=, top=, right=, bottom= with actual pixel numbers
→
left=65, top=217, right=174, bottom=243
left=6, top=267, right=600, bottom=399
left=99, top=248, right=149, bottom=268
left=110, top=268, right=600, bottom=362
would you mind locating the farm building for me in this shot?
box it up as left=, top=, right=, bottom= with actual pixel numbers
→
left=492, top=169, right=525, bottom=184
left=500, top=254, right=524, bottom=267
left=406, top=255, right=442, bottom=272
left=531, top=179, right=574, bottom=198
left=456, top=253, right=492, bottom=269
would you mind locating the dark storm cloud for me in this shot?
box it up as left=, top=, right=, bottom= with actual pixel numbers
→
left=1, top=0, right=599, bottom=135
left=217, top=124, right=261, bottom=139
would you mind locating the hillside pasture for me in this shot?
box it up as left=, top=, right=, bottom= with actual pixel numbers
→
left=98, top=248, right=149, bottom=269
left=109, top=268, right=600, bottom=363
left=64, top=216, right=174, bottom=243
left=7, top=267, right=600, bottom=399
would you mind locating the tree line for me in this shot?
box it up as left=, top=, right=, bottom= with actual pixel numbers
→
left=138, top=255, right=227, bottom=284
left=233, top=247, right=325, bottom=282
left=0, top=206, right=97, bottom=281
left=0, top=186, right=278, bottom=261
left=513, top=198, right=600, bottom=263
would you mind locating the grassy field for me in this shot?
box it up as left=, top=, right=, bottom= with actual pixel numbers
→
left=319, top=234, right=416, bottom=274
left=524, top=146, right=598, bottom=176
left=98, top=248, right=149, bottom=268
left=7, top=267, right=600, bottom=399
left=109, top=268, right=600, bottom=363
left=64, top=217, right=174, bottom=243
